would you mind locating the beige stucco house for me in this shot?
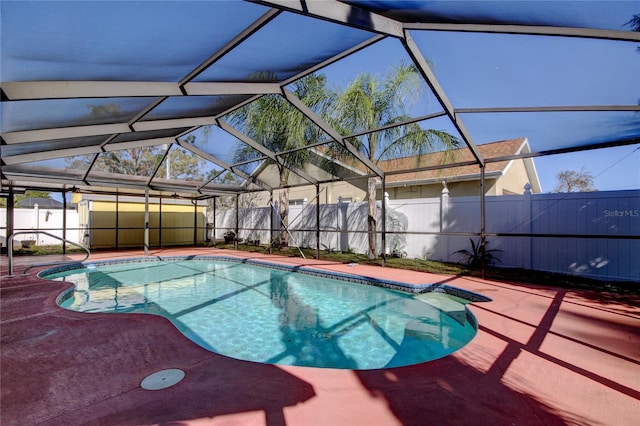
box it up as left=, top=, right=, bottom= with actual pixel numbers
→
left=381, top=137, right=541, bottom=199
left=249, top=138, right=541, bottom=206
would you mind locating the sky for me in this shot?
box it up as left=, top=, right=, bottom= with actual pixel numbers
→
left=535, top=146, right=640, bottom=192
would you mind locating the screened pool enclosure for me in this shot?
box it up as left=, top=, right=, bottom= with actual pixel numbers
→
left=1, top=1, right=639, bottom=280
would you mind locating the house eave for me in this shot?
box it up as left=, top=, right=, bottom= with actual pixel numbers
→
left=378, top=171, right=504, bottom=189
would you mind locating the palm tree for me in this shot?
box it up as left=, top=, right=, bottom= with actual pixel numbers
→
left=331, top=62, right=461, bottom=259
left=229, top=74, right=333, bottom=247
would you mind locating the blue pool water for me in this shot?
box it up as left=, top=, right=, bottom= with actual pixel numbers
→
left=43, top=259, right=478, bottom=370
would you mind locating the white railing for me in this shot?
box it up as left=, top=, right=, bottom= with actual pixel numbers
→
left=7, top=231, right=90, bottom=276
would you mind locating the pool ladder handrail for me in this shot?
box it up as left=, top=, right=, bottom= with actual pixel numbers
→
left=7, top=231, right=90, bottom=276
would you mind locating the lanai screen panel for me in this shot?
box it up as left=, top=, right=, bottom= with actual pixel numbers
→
left=409, top=29, right=640, bottom=150
left=0, top=0, right=276, bottom=195
left=1, top=1, right=271, bottom=82
left=194, top=12, right=376, bottom=82
left=1, top=98, right=161, bottom=134
left=141, top=96, right=256, bottom=122
left=344, top=0, right=636, bottom=30
left=1, top=1, right=639, bottom=197
left=2, top=136, right=111, bottom=164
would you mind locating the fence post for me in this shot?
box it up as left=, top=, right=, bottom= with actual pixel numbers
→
left=440, top=181, right=449, bottom=261
left=269, top=191, right=274, bottom=254
left=337, top=196, right=342, bottom=252
left=33, top=203, right=40, bottom=243
left=272, top=199, right=279, bottom=251
left=62, top=190, right=67, bottom=254
left=5, top=190, right=15, bottom=254
left=212, top=197, right=216, bottom=247
left=144, top=190, right=149, bottom=256
left=523, top=183, right=532, bottom=269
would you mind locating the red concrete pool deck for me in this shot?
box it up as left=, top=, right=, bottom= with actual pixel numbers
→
left=1, top=247, right=639, bottom=426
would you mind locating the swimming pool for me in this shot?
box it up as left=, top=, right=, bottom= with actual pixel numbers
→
left=42, top=257, right=488, bottom=370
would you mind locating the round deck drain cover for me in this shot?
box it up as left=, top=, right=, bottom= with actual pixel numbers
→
left=140, top=369, right=185, bottom=390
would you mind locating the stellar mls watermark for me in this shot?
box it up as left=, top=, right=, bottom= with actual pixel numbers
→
left=603, top=209, right=639, bottom=217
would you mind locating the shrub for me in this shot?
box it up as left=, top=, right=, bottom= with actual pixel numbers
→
left=454, top=238, right=502, bottom=269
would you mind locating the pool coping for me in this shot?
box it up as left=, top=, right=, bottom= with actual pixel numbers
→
left=39, top=254, right=493, bottom=304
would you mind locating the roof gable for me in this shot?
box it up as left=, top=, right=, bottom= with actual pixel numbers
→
left=379, top=138, right=529, bottom=184
left=16, top=197, right=65, bottom=209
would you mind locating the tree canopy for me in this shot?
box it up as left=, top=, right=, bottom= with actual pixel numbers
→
left=330, top=63, right=461, bottom=258
left=553, top=168, right=597, bottom=193
left=66, top=135, right=207, bottom=182
left=0, top=190, right=52, bottom=207
left=229, top=73, right=334, bottom=247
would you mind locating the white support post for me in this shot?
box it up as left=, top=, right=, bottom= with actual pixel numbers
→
left=523, top=183, right=533, bottom=269
left=440, top=181, right=450, bottom=262
left=144, top=189, right=149, bottom=256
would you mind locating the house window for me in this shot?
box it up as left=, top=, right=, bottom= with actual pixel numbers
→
left=289, top=199, right=306, bottom=206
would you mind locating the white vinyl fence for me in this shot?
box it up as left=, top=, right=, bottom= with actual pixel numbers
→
left=0, top=207, right=80, bottom=248
left=211, top=189, right=639, bottom=281
left=4, top=191, right=636, bottom=281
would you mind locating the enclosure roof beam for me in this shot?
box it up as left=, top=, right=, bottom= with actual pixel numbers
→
left=281, top=88, right=385, bottom=178
left=4, top=147, right=99, bottom=166
left=146, top=143, right=171, bottom=186
left=2, top=136, right=179, bottom=166
left=2, top=117, right=211, bottom=144
left=1, top=81, right=283, bottom=101
left=2, top=170, right=85, bottom=186
left=345, top=111, right=449, bottom=139
left=216, top=119, right=319, bottom=185
left=260, top=111, right=449, bottom=160
left=402, top=30, right=485, bottom=166
left=178, top=8, right=281, bottom=87
left=483, top=137, right=640, bottom=163
left=2, top=124, right=131, bottom=145
left=6, top=103, right=635, bottom=147
left=176, top=139, right=273, bottom=192
left=456, top=105, right=640, bottom=113
left=251, top=0, right=403, bottom=38
left=382, top=159, right=481, bottom=178
left=216, top=119, right=280, bottom=162
left=104, top=137, right=180, bottom=153
left=404, top=23, right=640, bottom=43
left=280, top=34, right=387, bottom=87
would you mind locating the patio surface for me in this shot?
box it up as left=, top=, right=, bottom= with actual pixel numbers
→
left=1, top=247, right=639, bottom=425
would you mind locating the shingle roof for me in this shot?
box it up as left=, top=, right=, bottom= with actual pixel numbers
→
left=379, top=138, right=528, bottom=184
left=16, top=197, right=65, bottom=209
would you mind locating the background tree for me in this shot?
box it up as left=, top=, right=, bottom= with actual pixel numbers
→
left=0, top=190, right=52, bottom=207
left=65, top=103, right=208, bottom=180
left=229, top=74, right=333, bottom=247
left=626, top=13, right=640, bottom=31
left=88, top=146, right=164, bottom=176
left=207, top=171, right=259, bottom=210
left=330, top=63, right=461, bottom=259
left=626, top=13, right=640, bottom=53
left=159, top=136, right=207, bottom=181
left=67, top=135, right=206, bottom=181
left=553, top=168, right=597, bottom=192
